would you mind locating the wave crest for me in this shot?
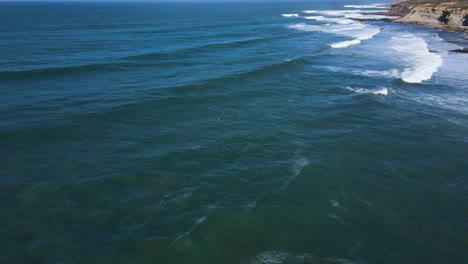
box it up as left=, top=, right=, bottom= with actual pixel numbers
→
left=330, top=39, right=361, bottom=48
left=390, top=33, right=443, bottom=83
left=289, top=22, right=380, bottom=49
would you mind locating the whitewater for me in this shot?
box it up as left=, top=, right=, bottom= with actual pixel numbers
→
left=285, top=4, right=448, bottom=84
left=0, top=1, right=467, bottom=264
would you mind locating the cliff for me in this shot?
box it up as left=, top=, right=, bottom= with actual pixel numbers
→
left=388, top=1, right=468, bottom=32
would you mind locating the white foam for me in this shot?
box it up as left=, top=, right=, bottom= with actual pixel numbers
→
left=321, top=10, right=360, bottom=16
left=432, top=33, right=444, bottom=41
left=344, top=4, right=388, bottom=9
left=344, top=13, right=399, bottom=20
left=335, top=18, right=357, bottom=25
left=302, top=10, right=318, bottom=14
left=245, top=251, right=356, bottom=264
left=330, top=39, right=361, bottom=48
left=304, top=9, right=381, bottom=16
left=288, top=23, right=322, bottom=32
left=345, top=86, right=389, bottom=96
left=304, top=15, right=356, bottom=25
left=330, top=23, right=367, bottom=31
left=353, top=69, right=401, bottom=78
left=376, top=88, right=389, bottom=96
left=247, top=251, right=289, bottom=264
left=282, top=13, right=299, bottom=18
left=304, top=15, right=326, bottom=20
left=290, top=8, right=382, bottom=49
left=390, top=33, right=443, bottom=83
left=291, top=8, right=387, bottom=49
left=348, top=25, right=380, bottom=40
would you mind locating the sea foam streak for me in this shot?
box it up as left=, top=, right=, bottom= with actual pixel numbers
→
left=344, top=4, right=388, bottom=9
left=304, top=9, right=395, bottom=20
left=246, top=251, right=356, bottom=264
left=390, top=33, right=443, bottom=83
left=344, top=13, right=398, bottom=20
left=279, top=157, right=309, bottom=191
left=353, top=69, right=401, bottom=78
left=303, top=15, right=326, bottom=20
left=303, top=9, right=385, bottom=15
left=304, top=16, right=355, bottom=24
left=345, top=86, right=389, bottom=96
left=282, top=13, right=299, bottom=18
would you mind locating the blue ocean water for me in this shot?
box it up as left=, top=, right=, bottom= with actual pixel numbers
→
left=1, top=1, right=468, bottom=263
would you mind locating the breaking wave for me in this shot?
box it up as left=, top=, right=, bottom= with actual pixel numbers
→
left=390, top=33, right=443, bottom=83
left=289, top=22, right=380, bottom=48
left=289, top=8, right=388, bottom=48
left=304, top=15, right=355, bottom=24
left=330, top=39, right=361, bottom=48
left=303, top=9, right=382, bottom=15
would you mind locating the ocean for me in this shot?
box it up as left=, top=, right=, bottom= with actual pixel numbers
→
left=1, top=1, right=467, bottom=263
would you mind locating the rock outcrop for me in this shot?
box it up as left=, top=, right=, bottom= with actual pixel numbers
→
left=388, top=1, right=468, bottom=32
left=388, top=2, right=415, bottom=16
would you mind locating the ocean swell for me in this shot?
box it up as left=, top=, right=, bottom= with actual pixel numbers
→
left=289, top=22, right=380, bottom=49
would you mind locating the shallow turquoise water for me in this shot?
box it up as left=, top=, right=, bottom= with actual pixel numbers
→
left=1, top=1, right=467, bottom=264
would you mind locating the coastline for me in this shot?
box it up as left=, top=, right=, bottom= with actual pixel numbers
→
left=383, top=1, right=468, bottom=34
left=357, top=1, right=468, bottom=53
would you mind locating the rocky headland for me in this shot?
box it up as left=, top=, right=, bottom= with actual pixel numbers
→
left=387, top=0, right=468, bottom=32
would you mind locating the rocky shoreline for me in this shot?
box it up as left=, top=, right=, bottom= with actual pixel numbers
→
left=450, top=48, right=468, bottom=53
left=385, top=1, right=468, bottom=33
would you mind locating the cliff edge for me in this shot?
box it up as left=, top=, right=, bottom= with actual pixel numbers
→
left=388, top=1, right=468, bottom=32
